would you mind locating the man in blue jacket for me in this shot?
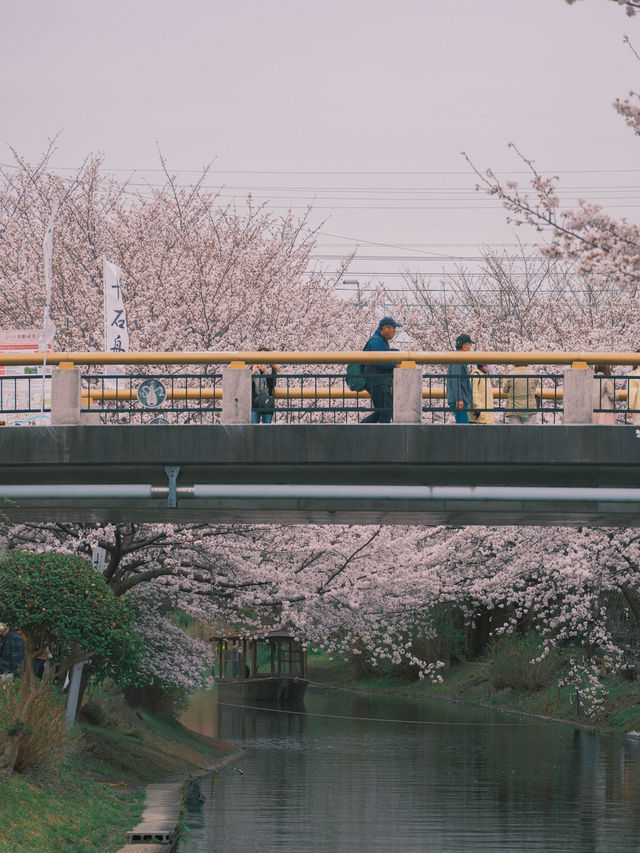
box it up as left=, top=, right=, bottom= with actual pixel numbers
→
left=361, top=317, right=401, bottom=423
left=446, top=333, right=474, bottom=423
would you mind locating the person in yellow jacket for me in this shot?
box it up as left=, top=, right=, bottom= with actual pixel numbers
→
left=469, top=364, right=495, bottom=423
left=503, top=364, right=540, bottom=424
left=628, top=361, right=640, bottom=425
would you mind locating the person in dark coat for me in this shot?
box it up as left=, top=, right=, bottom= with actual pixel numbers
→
left=361, top=317, right=402, bottom=423
left=447, top=333, right=474, bottom=423
left=251, top=347, right=279, bottom=424
left=0, top=623, right=25, bottom=677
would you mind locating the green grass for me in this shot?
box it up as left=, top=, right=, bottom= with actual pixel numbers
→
left=0, top=761, right=144, bottom=853
left=309, top=652, right=640, bottom=733
left=0, top=687, right=234, bottom=853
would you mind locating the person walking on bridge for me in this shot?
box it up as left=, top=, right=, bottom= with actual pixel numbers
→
left=469, top=363, right=495, bottom=423
left=503, top=364, right=540, bottom=424
left=447, top=334, right=474, bottom=423
left=361, top=317, right=401, bottom=423
left=251, top=347, right=279, bottom=424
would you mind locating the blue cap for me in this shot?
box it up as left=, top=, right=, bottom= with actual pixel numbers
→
left=378, top=316, right=402, bottom=328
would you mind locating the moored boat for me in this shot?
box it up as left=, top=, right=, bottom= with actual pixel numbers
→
left=212, top=630, right=308, bottom=704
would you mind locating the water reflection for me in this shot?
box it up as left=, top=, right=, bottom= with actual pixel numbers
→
left=180, top=688, right=640, bottom=853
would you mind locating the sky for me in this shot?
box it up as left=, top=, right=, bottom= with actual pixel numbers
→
left=1, top=0, right=638, bottom=299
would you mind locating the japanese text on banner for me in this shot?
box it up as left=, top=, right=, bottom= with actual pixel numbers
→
left=103, top=258, right=129, bottom=379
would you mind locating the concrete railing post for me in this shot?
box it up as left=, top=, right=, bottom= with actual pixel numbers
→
left=221, top=362, right=252, bottom=424
left=393, top=362, right=422, bottom=424
left=563, top=362, right=594, bottom=424
left=51, top=364, right=82, bottom=425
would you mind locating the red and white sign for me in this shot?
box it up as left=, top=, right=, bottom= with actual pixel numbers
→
left=0, top=328, right=53, bottom=425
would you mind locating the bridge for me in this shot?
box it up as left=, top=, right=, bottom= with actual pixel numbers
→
left=1, top=350, right=640, bottom=526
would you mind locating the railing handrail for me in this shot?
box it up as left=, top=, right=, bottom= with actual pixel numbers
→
left=3, top=350, right=640, bottom=367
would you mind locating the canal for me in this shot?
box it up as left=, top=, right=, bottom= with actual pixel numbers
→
left=180, top=687, right=640, bottom=852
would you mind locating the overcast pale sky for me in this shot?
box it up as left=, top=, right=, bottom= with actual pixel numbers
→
left=1, top=0, right=637, bottom=291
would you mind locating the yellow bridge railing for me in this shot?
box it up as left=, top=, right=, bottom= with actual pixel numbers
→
left=1, top=350, right=640, bottom=367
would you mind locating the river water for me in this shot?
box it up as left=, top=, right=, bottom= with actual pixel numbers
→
left=179, top=686, right=640, bottom=853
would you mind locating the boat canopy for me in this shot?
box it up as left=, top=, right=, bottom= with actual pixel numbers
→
left=211, top=631, right=307, bottom=682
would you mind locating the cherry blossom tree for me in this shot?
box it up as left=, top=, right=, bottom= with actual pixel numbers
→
left=378, top=0, right=640, bottom=709
left=0, top=145, right=370, bottom=354
left=0, top=148, right=398, bottom=691
left=5, top=138, right=640, bottom=711
left=461, top=1, right=640, bottom=294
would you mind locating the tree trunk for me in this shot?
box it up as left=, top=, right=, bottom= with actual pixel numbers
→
left=621, top=584, right=640, bottom=625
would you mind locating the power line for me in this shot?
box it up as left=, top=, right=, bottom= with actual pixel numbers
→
left=306, top=270, right=583, bottom=278
left=311, top=254, right=549, bottom=262
left=3, top=161, right=640, bottom=177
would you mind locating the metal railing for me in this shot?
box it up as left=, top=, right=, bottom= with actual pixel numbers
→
left=71, top=370, right=640, bottom=425
left=82, top=373, right=223, bottom=424
left=5, top=349, right=640, bottom=366
left=593, top=375, right=639, bottom=424
left=75, top=370, right=566, bottom=424
left=421, top=372, right=563, bottom=424
left=1, top=351, right=640, bottom=425
left=0, top=372, right=51, bottom=425
left=270, top=374, right=370, bottom=423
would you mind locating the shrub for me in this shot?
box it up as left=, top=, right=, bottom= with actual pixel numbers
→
left=123, top=684, right=190, bottom=718
left=0, top=549, right=142, bottom=778
left=488, top=632, right=561, bottom=692
left=0, top=681, right=72, bottom=774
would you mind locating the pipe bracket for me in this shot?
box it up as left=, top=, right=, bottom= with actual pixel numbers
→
left=164, top=465, right=181, bottom=508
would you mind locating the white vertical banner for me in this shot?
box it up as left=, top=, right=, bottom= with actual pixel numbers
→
left=38, top=199, right=59, bottom=423
left=103, top=258, right=129, bottom=380
left=39, top=198, right=59, bottom=354
left=91, top=545, right=108, bottom=574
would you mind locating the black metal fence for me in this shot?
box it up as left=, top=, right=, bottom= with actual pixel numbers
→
left=4, top=368, right=637, bottom=425
left=423, top=372, right=564, bottom=425
left=82, top=373, right=223, bottom=424
left=73, top=370, right=566, bottom=424
left=270, top=373, right=371, bottom=423
left=0, top=372, right=51, bottom=425
left=593, top=374, right=640, bottom=424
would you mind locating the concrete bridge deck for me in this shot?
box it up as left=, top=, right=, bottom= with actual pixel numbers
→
left=2, top=424, right=640, bottom=526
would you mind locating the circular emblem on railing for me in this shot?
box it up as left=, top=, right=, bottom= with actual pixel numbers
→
left=148, top=415, right=170, bottom=425
left=137, top=378, right=166, bottom=409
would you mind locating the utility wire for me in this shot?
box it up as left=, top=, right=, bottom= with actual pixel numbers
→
left=3, top=162, right=640, bottom=176
left=216, top=698, right=542, bottom=726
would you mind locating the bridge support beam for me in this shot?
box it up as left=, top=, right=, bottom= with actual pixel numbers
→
left=393, top=364, right=422, bottom=424
left=563, top=363, right=594, bottom=425
left=221, top=365, right=252, bottom=424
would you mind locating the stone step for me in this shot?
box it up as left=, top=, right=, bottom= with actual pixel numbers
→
left=125, top=781, right=182, bottom=845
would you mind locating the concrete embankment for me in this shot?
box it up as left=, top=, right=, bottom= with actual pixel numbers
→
left=116, top=750, right=242, bottom=853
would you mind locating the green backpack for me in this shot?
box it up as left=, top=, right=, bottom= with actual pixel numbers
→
left=345, top=362, right=367, bottom=392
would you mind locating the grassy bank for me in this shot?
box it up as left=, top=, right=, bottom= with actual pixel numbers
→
left=0, top=689, right=234, bottom=853
left=308, top=653, right=640, bottom=733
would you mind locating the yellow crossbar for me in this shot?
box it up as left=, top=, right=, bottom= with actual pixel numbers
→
left=7, top=350, right=640, bottom=367
left=80, top=386, right=570, bottom=404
